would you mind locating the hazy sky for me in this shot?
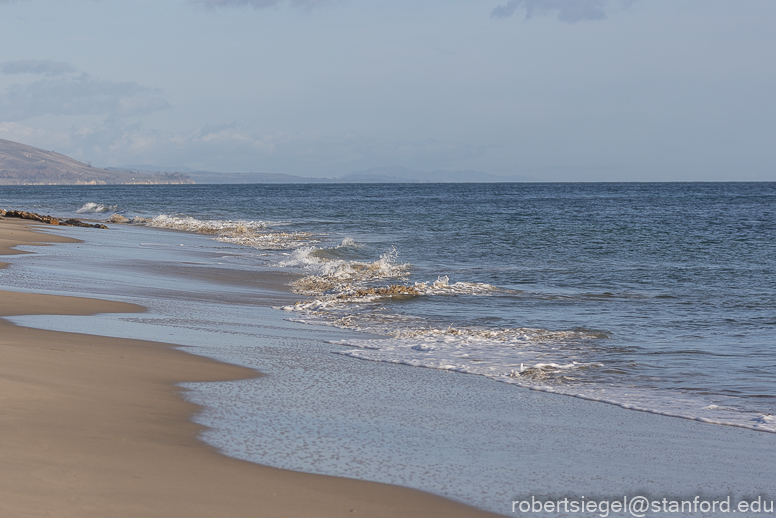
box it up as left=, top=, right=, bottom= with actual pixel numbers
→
left=0, top=0, right=774, bottom=181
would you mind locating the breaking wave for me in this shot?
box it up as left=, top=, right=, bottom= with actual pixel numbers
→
left=336, top=237, right=360, bottom=249
left=282, top=246, right=410, bottom=295
left=132, top=214, right=269, bottom=233
left=77, top=202, right=116, bottom=213
left=412, top=275, right=500, bottom=296
left=130, top=214, right=311, bottom=250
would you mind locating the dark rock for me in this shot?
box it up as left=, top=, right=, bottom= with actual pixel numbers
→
left=62, top=218, right=109, bottom=229
left=3, top=210, right=108, bottom=229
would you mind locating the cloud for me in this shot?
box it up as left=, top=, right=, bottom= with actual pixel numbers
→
left=1, top=59, right=77, bottom=76
left=1, top=114, right=493, bottom=176
left=60, top=120, right=322, bottom=171
left=187, top=0, right=332, bottom=10
left=0, top=121, right=71, bottom=149
left=491, top=0, right=609, bottom=23
left=0, top=73, right=170, bottom=121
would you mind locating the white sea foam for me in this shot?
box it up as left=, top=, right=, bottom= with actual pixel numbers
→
left=282, top=246, right=411, bottom=295
left=330, top=325, right=602, bottom=379
left=131, top=214, right=309, bottom=250
left=76, top=202, right=116, bottom=213
left=215, top=232, right=314, bottom=250
left=412, top=275, right=499, bottom=296
left=523, top=385, right=776, bottom=433
left=336, top=237, right=360, bottom=249
left=135, top=214, right=269, bottom=233
left=280, top=274, right=500, bottom=314
left=326, top=330, right=776, bottom=433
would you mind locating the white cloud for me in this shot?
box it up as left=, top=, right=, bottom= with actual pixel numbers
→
left=0, top=121, right=71, bottom=149
left=0, top=73, right=170, bottom=121
left=491, top=0, right=610, bottom=22
left=18, top=116, right=483, bottom=176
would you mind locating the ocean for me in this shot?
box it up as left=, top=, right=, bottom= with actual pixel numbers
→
left=2, top=182, right=775, bottom=513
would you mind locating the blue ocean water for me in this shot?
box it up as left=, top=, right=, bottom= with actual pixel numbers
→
left=2, top=182, right=775, bottom=432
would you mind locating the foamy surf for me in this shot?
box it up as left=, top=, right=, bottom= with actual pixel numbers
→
left=282, top=246, right=411, bottom=295
left=134, top=214, right=270, bottom=233
left=130, top=214, right=312, bottom=250
left=77, top=202, right=117, bottom=213
left=412, top=275, right=500, bottom=295
left=524, top=384, right=776, bottom=434
left=329, top=325, right=604, bottom=380
left=31, top=182, right=771, bottom=437
left=328, top=330, right=776, bottom=434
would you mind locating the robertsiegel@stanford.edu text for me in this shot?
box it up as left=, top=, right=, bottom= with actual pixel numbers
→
left=511, top=495, right=773, bottom=516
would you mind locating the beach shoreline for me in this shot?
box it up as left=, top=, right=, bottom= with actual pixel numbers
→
left=2, top=213, right=776, bottom=517
left=0, top=217, right=499, bottom=517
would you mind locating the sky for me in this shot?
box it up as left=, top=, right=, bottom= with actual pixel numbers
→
left=0, top=0, right=774, bottom=181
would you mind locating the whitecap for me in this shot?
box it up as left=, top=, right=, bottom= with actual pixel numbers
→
left=76, top=202, right=116, bottom=213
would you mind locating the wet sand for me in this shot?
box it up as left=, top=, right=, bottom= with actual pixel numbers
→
left=0, top=217, right=497, bottom=517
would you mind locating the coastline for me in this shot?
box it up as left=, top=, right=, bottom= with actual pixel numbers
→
left=0, top=218, right=498, bottom=517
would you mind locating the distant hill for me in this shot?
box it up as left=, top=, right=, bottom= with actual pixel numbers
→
left=339, top=166, right=536, bottom=183
left=183, top=171, right=332, bottom=184
left=1, top=139, right=535, bottom=185
left=177, top=166, right=535, bottom=184
left=0, top=139, right=193, bottom=185
left=108, top=164, right=199, bottom=174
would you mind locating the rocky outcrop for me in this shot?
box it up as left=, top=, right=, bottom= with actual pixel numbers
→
left=1, top=210, right=109, bottom=229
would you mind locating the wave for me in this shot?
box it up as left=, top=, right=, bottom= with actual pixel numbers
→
left=215, top=232, right=315, bottom=250
left=412, top=275, right=499, bottom=296
left=388, top=324, right=600, bottom=342
left=282, top=275, right=500, bottom=313
left=525, top=385, right=776, bottom=434
left=329, top=324, right=604, bottom=382
left=130, top=214, right=311, bottom=250
left=328, top=329, right=776, bottom=434
left=76, top=202, right=116, bottom=213
left=282, top=246, right=410, bottom=295
left=108, top=214, right=129, bottom=223
left=133, top=214, right=270, bottom=233
left=336, top=237, right=360, bottom=249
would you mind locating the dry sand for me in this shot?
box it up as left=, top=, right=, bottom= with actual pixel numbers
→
left=0, top=217, right=498, bottom=518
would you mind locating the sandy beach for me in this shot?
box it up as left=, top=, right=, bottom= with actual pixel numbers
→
left=0, top=217, right=498, bottom=517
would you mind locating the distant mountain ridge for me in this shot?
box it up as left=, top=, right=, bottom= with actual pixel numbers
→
left=178, top=166, right=536, bottom=184
left=0, top=138, right=533, bottom=185
left=338, top=166, right=536, bottom=183
left=177, top=171, right=332, bottom=184
left=0, top=139, right=193, bottom=185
